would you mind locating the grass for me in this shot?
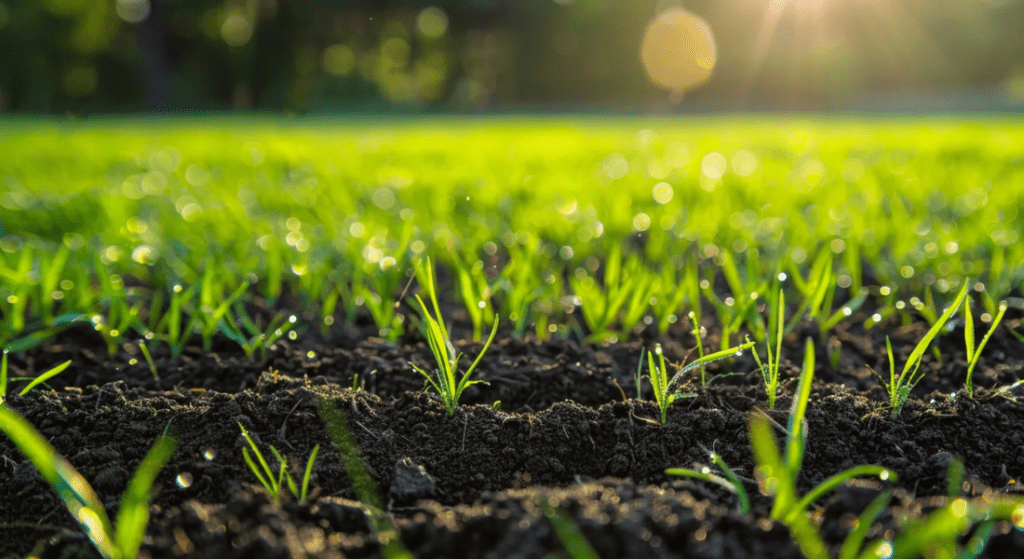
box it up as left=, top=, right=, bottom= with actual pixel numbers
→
left=1, top=119, right=1022, bottom=359
left=642, top=339, right=755, bottom=424
left=410, top=258, right=498, bottom=416
left=238, top=423, right=320, bottom=506
left=880, top=281, right=969, bottom=416
left=668, top=336, right=1024, bottom=559
left=1, top=117, right=1023, bottom=556
left=0, top=404, right=176, bottom=559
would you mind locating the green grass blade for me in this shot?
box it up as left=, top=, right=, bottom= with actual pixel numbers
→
left=18, top=360, right=72, bottom=396
left=1, top=349, right=7, bottom=398
left=270, top=445, right=299, bottom=499
left=901, top=281, right=969, bottom=380
left=300, top=444, right=320, bottom=502
left=966, top=301, right=1008, bottom=397
left=964, top=296, right=975, bottom=364
left=241, top=448, right=275, bottom=500
left=0, top=404, right=117, bottom=558
left=838, top=491, right=892, bottom=559
left=676, top=340, right=755, bottom=378
left=318, top=398, right=413, bottom=559
left=238, top=423, right=278, bottom=488
left=666, top=467, right=742, bottom=494
left=787, top=465, right=896, bottom=523
left=786, top=337, right=816, bottom=483
left=541, top=495, right=600, bottom=559
left=460, top=313, right=499, bottom=382
left=114, top=434, right=177, bottom=559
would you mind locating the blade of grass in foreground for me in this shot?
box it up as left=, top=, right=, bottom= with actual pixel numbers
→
left=318, top=398, right=412, bottom=559
left=0, top=404, right=177, bottom=559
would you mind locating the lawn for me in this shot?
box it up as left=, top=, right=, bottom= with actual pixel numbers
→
left=1, top=117, right=1023, bottom=558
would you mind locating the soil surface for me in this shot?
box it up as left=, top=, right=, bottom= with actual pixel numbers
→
left=2, top=305, right=1024, bottom=558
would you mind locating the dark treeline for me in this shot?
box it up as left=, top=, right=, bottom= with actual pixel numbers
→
left=1, top=0, right=1022, bottom=113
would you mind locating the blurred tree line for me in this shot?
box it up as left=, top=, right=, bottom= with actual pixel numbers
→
left=0, top=0, right=1022, bottom=113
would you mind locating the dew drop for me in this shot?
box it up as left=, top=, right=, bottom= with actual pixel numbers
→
left=777, top=272, right=787, bottom=282
left=288, top=330, right=298, bottom=340
left=477, top=301, right=486, bottom=309
left=307, top=351, right=316, bottom=359
left=879, top=470, right=890, bottom=481
left=879, top=286, right=891, bottom=296
left=872, top=313, right=882, bottom=323
left=843, top=307, right=852, bottom=316
left=173, top=284, right=183, bottom=293
left=289, top=315, right=297, bottom=324
left=129, top=358, right=138, bottom=365
left=654, top=344, right=663, bottom=355
left=875, top=542, right=893, bottom=559
left=735, top=351, right=743, bottom=357
left=176, top=472, right=193, bottom=489
left=203, top=449, right=216, bottom=461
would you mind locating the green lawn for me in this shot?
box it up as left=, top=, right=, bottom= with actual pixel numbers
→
left=1, top=117, right=1022, bottom=351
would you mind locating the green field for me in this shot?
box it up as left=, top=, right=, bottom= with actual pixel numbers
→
left=1, top=117, right=1022, bottom=352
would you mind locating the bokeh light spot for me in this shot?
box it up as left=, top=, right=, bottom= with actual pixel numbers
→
left=322, top=44, right=356, bottom=76
left=641, top=8, right=717, bottom=94
left=417, top=7, right=449, bottom=39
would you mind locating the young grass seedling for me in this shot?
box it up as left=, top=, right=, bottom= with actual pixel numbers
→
left=964, top=296, right=1008, bottom=398
left=238, top=423, right=319, bottom=506
left=644, top=340, right=754, bottom=424
left=880, top=281, right=969, bottom=416
left=0, top=405, right=176, bottom=559
left=411, top=258, right=498, bottom=416
left=749, top=288, right=785, bottom=409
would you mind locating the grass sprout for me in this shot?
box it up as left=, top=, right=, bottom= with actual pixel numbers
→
left=749, top=288, right=785, bottom=409
left=880, top=281, right=969, bottom=416
left=411, top=258, right=498, bottom=416
left=644, top=340, right=754, bottom=423
left=0, top=404, right=176, bottom=559
left=238, top=423, right=319, bottom=506
left=964, top=296, right=1008, bottom=398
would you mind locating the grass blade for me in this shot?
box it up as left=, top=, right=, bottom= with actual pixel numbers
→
left=113, top=434, right=177, bottom=558
left=0, top=404, right=117, bottom=557
left=18, top=359, right=72, bottom=396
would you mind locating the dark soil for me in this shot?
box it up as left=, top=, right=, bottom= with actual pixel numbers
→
left=2, top=309, right=1024, bottom=559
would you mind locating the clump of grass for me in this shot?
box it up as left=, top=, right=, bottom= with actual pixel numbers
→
left=879, top=281, right=969, bottom=416
left=643, top=340, right=754, bottom=424
left=238, top=423, right=319, bottom=506
left=749, top=288, right=785, bottom=409
left=410, top=258, right=498, bottom=416
left=0, top=405, right=176, bottom=559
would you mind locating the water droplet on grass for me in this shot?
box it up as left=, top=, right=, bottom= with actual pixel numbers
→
left=307, top=351, right=316, bottom=359
left=288, top=331, right=298, bottom=340
left=203, top=449, right=216, bottom=461
left=176, top=472, right=193, bottom=489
